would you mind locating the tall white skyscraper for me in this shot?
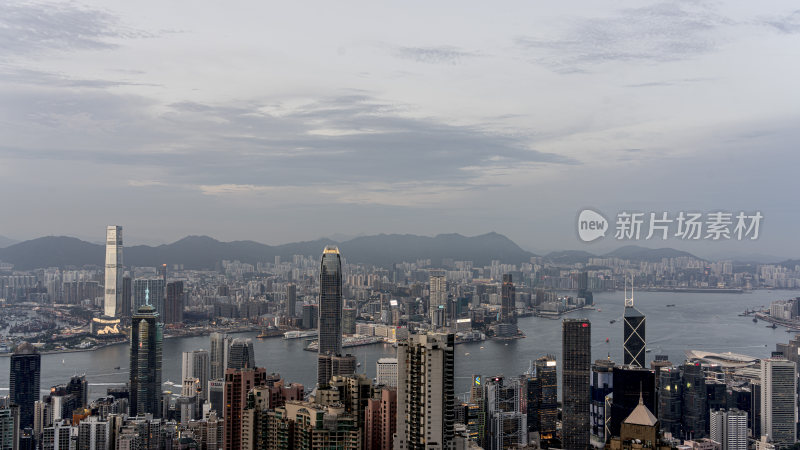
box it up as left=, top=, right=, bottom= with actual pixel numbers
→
left=761, top=357, right=797, bottom=446
left=182, top=350, right=210, bottom=400
left=103, top=225, right=123, bottom=318
left=395, top=332, right=455, bottom=449
left=710, top=409, right=747, bottom=450
left=428, top=269, right=447, bottom=320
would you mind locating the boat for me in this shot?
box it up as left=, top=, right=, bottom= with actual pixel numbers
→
left=646, top=349, right=652, bottom=353
left=610, top=319, right=616, bottom=324
left=666, top=304, right=676, bottom=307
left=767, top=323, right=777, bottom=329
left=114, top=366, right=121, bottom=370
left=284, top=330, right=318, bottom=339
left=465, top=352, right=470, bottom=356
left=753, top=317, right=758, bottom=323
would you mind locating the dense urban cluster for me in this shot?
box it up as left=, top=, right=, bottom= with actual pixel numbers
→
left=1, top=226, right=800, bottom=449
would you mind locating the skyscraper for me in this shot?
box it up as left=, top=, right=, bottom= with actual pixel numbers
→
left=428, top=269, right=447, bottom=322
left=530, top=356, right=558, bottom=441
left=224, top=367, right=267, bottom=450
left=760, top=357, right=797, bottom=446
left=623, top=281, right=646, bottom=368
left=9, top=342, right=40, bottom=429
left=657, top=365, right=682, bottom=439
left=318, top=246, right=343, bottom=385
left=485, top=376, right=527, bottom=449
left=501, top=274, right=515, bottom=323
left=182, top=350, right=210, bottom=400
left=395, top=332, right=455, bottom=449
left=710, top=409, right=747, bottom=450
left=286, top=283, right=297, bottom=318
left=103, top=225, right=123, bottom=318
left=209, top=332, right=230, bottom=380
left=165, top=280, right=184, bottom=324
left=129, top=291, right=163, bottom=418
left=227, top=338, right=256, bottom=370
left=609, top=365, right=656, bottom=438
left=681, top=362, right=707, bottom=439
left=562, top=318, right=591, bottom=449
left=591, top=359, right=614, bottom=446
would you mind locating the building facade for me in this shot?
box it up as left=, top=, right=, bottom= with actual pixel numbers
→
left=562, top=318, right=591, bottom=449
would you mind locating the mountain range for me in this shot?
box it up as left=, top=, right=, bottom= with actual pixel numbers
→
left=0, top=232, right=536, bottom=270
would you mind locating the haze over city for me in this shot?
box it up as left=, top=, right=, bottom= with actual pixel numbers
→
left=1, top=1, right=799, bottom=258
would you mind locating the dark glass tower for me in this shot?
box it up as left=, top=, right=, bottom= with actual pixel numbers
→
left=609, top=366, right=656, bottom=438
left=529, top=356, right=558, bottom=441
left=227, top=338, right=256, bottom=370
left=319, top=246, right=343, bottom=355
left=129, top=290, right=163, bottom=418
left=681, top=362, right=707, bottom=439
left=318, top=246, right=343, bottom=386
left=501, top=274, right=515, bottom=323
left=658, top=365, right=683, bottom=438
left=9, top=342, right=40, bottom=429
left=562, top=319, right=591, bottom=449
left=623, top=290, right=646, bottom=368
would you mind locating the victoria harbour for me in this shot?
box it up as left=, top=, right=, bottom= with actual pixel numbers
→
left=3, top=290, right=796, bottom=402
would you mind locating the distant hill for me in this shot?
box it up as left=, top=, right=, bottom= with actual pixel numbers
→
left=603, top=245, right=700, bottom=262
left=544, top=250, right=596, bottom=264
left=0, top=235, right=17, bottom=248
left=540, top=245, right=703, bottom=265
left=0, top=232, right=536, bottom=270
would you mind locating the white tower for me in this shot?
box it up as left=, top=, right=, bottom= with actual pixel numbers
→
left=103, top=226, right=123, bottom=317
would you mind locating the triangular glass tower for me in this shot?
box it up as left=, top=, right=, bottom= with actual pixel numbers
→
left=623, top=277, right=646, bottom=368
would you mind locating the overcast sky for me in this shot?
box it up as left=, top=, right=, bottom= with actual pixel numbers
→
left=0, top=1, right=798, bottom=258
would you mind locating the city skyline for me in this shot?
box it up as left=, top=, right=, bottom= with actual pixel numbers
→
left=1, top=1, right=799, bottom=257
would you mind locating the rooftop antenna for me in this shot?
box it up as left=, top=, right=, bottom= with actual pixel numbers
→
left=624, top=275, right=634, bottom=308
left=145, top=287, right=150, bottom=306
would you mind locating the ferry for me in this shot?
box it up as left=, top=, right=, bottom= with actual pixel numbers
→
left=284, top=330, right=318, bottom=340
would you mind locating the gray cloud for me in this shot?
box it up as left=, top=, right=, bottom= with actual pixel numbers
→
left=0, top=1, right=145, bottom=59
left=762, top=10, right=800, bottom=34
left=393, top=46, right=478, bottom=65
left=0, top=67, right=158, bottom=88
left=516, top=2, right=728, bottom=72
left=0, top=88, right=576, bottom=196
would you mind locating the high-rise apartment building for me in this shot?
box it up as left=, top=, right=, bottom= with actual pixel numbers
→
left=562, top=318, right=591, bottom=449
left=428, top=269, right=447, bottom=322
left=760, top=357, right=797, bottom=446
left=103, top=225, right=123, bottom=318
left=209, top=332, right=230, bottom=380
left=182, top=350, right=210, bottom=400
left=710, top=409, right=747, bottom=450
left=377, top=357, right=399, bottom=388
left=286, top=283, right=297, bottom=317
left=223, top=367, right=267, bottom=450
left=9, top=342, right=40, bottom=430
left=129, top=297, right=163, bottom=418
left=395, top=332, right=455, bottom=449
